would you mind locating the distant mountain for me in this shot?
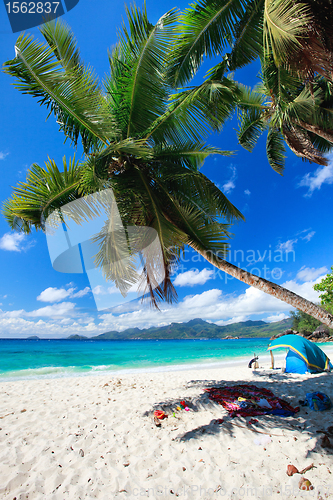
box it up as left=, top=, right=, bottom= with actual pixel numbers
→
left=67, top=334, right=88, bottom=340
left=93, top=327, right=142, bottom=340
left=67, top=317, right=292, bottom=340
left=26, top=336, right=40, bottom=340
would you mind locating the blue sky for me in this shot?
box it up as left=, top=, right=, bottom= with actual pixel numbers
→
left=0, top=0, right=333, bottom=338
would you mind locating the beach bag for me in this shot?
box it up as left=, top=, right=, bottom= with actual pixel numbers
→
left=304, top=392, right=332, bottom=411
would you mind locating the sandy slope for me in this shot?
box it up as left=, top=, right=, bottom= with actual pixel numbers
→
left=1, top=361, right=333, bottom=500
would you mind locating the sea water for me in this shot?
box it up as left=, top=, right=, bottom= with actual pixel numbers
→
left=1, top=338, right=333, bottom=381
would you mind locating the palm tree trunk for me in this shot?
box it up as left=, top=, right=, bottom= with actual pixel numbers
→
left=191, top=246, right=333, bottom=328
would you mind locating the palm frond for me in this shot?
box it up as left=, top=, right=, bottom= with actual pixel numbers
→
left=2, top=156, right=82, bottom=232
left=238, top=113, right=267, bottom=151
left=306, top=133, right=333, bottom=155
left=3, top=26, right=114, bottom=152
left=40, top=20, right=81, bottom=71
left=168, top=0, right=247, bottom=86
left=152, top=142, right=233, bottom=171
left=125, top=6, right=178, bottom=137
left=266, top=127, right=286, bottom=174
left=237, top=86, right=268, bottom=151
left=91, top=204, right=141, bottom=298
left=152, top=181, right=233, bottom=256
left=152, top=163, right=244, bottom=223
left=281, top=85, right=323, bottom=125
left=261, top=54, right=301, bottom=100
left=105, top=5, right=178, bottom=139
left=130, top=166, right=184, bottom=307
left=178, top=204, right=231, bottom=257
left=77, top=157, right=110, bottom=196
left=263, top=0, right=312, bottom=64
left=145, top=77, right=240, bottom=144
left=171, top=170, right=245, bottom=222
left=225, top=0, right=264, bottom=71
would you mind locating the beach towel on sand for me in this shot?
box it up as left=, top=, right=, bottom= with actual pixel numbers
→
left=206, top=384, right=299, bottom=417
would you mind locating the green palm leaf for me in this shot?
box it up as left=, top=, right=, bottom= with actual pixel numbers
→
left=152, top=143, right=233, bottom=171
left=238, top=112, right=267, bottom=151
left=225, top=0, right=264, bottom=71
left=91, top=206, right=141, bottom=299
left=3, top=24, right=113, bottom=152
left=281, top=85, right=325, bottom=125
left=236, top=84, right=269, bottom=150
left=263, top=0, right=311, bottom=63
left=105, top=5, right=178, bottom=139
left=40, top=20, right=81, bottom=71
left=151, top=179, right=232, bottom=257
left=168, top=0, right=248, bottom=86
left=162, top=168, right=244, bottom=222
left=261, top=54, right=300, bottom=100
left=2, top=156, right=82, bottom=232
left=145, top=77, right=240, bottom=144
left=266, top=127, right=286, bottom=174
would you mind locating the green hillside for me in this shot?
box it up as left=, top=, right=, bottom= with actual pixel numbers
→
left=87, top=317, right=292, bottom=340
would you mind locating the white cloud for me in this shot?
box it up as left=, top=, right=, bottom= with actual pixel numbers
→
left=92, top=285, right=104, bottom=295
left=173, top=268, right=214, bottom=287
left=27, top=302, right=76, bottom=317
left=277, top=239, right=298, bottom=253
left=5, top=309, right=26, bottom=318
left=37, top=286, right=91, bottom=302
left=244, top=189, right=251, bottom=196
left=223, top=165, right=237, bottom=194
left=37, top=287, right=75, bottom=303
left=296, top=266, right=328, bottom=282
left=214, top=315, right=249, bottom=326
left=0, top=152, right=9, bottom=160
left=0, top=232, right=26, bottom=252
left=72, top=287, right=90, bottom=298
left=0, top=268, right=326, bottom=338
left=299, top=160, right=333, bottom=196
left=301, top=231, right=315, bottom=242
left=95, top=272, right=324, bottom=332
left=182, top=288, right=222, bottom=309
left=108, top=285, right=126, bottom=294
left=97, top=287, right=294, bottom=333
left=223, top=180, right=235, bottom=193
left=265, top=313, right=290, bottom=323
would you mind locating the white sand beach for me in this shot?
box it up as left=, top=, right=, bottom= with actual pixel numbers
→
left=1, top=361, right=333, bottom=500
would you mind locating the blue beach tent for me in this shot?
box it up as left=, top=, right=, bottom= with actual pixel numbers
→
left=268, top=334, right=332, bottom=374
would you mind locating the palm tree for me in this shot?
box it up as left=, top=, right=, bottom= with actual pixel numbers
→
left=3, top=11, right=333, bottom=327
left=2, top=9, right=243, bottom=307
left=169, top=0, right=333, bottom=85
left=285, top=0, right=333, bottom=81
left=168, top=0, right=304, bottom=85
left=236, top=56, right=333, bottom=173
left=168, top=0, right=333, bottom=169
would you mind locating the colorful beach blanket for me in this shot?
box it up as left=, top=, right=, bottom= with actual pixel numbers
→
left=206, top=384, right=299, bottom=418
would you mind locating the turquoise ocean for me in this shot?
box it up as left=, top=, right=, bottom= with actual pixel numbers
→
left=1, top=338, right=333, bottom=381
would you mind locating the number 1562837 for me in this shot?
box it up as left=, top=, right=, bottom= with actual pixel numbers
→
left=5, top=2, right=60, bottom=14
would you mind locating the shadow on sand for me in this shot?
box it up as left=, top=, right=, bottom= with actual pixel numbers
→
left=145, top=370, right=333, bottom=457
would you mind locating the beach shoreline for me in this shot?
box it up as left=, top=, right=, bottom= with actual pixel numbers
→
left=1, top=338, right=333, bottom=383
left=1, top=360, right=333, bottom=499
